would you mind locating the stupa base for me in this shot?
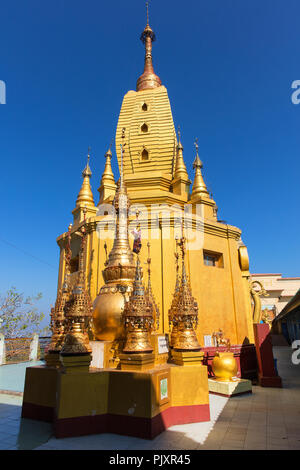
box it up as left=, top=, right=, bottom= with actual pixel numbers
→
left=208, top=377, right=252, bottom=397
left=172, top=349, right=204, bottom=366
left=44, top=351, right=61, bottom=368
left=21, top=360, right=210, bottom=439
left=119, top=352, right=155, bottom=371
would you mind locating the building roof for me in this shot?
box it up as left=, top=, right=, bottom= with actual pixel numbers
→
left=273, top=289, right=300, bottom=323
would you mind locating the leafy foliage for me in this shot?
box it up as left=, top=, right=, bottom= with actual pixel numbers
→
left=0, top=287, right=48, bottom=338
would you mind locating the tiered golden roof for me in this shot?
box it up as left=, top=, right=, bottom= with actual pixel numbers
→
left=122, top=256, right=154, bottom=353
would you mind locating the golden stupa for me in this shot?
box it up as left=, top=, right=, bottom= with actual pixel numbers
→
left=55, top=8, right=255, bottom=365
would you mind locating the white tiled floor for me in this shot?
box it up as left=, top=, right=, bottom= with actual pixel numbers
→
left=0, top=346, right=299, bottom=450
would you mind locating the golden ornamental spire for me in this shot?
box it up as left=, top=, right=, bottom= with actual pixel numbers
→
left=174, top=127, right=189, bottom=180
left=191, top=139, right=209, bottom=200
left=75, top=148, right=95, bottom=208
left=61, top=225, right=93, bottom=355
left=136, top=2, right=162, bottom=91
left=47, top=224, right=73, bottom=357
left=122, top=256, right=154, bottom=353
left=168, top=237, right=181, bottom=347
left=103, top=129, right=135, bottom=280
left=145, top=241, right=160, bottom=330
left=92, top=129, right=136, bottom=345
left=101, top=143, right=115, bottom=186
left=171, top=233, right=200, bottom=351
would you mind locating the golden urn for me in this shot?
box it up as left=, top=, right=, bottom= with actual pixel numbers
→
left=93, top=284, right=131, bottom=341
left=212, top=351, right=238, bottom=382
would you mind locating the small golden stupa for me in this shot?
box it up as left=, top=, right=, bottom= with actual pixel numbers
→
left=61, top=225, right=93, bottom=355
left=122, top=256, right=154, bottom=354
left=46, top=224, right=72, bottom=366
left=171, top=234, right=200, bottom=352
left=168, top=239, right=180, bottom=348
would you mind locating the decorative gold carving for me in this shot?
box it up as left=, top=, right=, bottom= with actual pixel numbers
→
left=212, top=329, right=231, bottom=349
left=249, top=279, right=269, bottom=324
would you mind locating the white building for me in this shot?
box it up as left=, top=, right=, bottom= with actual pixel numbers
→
left=251, top=273, right=300, bottom=317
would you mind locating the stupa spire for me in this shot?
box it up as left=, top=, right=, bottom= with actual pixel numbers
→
left=122, top=256, right=154, bottom=353
left=75, top=148, right=95, bottom=208
left=136, top=2, right=162, bottom=91
left=98, top=142, right=116, bottom=204
left=170, top=231, right=200, bottom=351
left=101, top=142, right=115, bottom=185
left=103, top=128, right=134, bottom=280
left=174, top=127, right=188, bottom=180
left=191, top=139, right=209, bottom=200
left=145, top=241, right=160, bottom=330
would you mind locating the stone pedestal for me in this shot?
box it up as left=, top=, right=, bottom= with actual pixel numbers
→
left=253, top=323, right=282, bottom=387
left=21, top=361, right=210, bottom=440
left=208, top=378, right=252, bottom=397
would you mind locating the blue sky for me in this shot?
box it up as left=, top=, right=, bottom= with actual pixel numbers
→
left=0, top=0, right=299, bottom=324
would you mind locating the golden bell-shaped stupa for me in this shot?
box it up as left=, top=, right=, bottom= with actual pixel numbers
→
left=61, top=225, right=93, bottom=355
left=122, top=256, right=154, bottom=353
left=92, top=130, right=136, bottom=342
left=171, top=234, right=200, bottom=351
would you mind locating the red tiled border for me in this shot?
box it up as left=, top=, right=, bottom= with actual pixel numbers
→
left=22, top=402, right=210, bottom=440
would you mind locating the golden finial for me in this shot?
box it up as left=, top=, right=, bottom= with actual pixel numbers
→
left=101, top=140, right=115, bottom=185
left=75, top=149, right=95, bottom=208
left=146, top=1, right=149, bottom=26
left=191, top=138, right=209, bottom=200
left=173, top=127, right=188, bottom=180
left=137, top=2, right=162, bottom=91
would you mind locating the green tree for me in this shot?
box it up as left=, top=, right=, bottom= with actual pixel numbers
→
left=0, top=287, right=48, bottom=338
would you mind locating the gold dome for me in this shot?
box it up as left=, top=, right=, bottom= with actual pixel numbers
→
left=92, top=286, right=130, bottom=342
